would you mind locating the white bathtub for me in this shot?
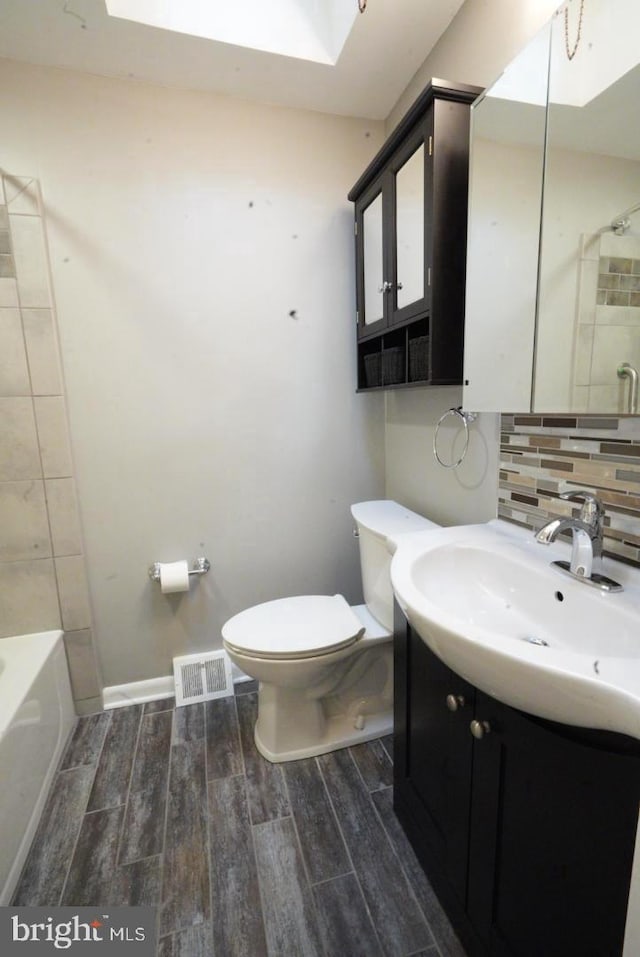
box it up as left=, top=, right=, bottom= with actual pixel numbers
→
left=0, top=630, right=76, bottom=904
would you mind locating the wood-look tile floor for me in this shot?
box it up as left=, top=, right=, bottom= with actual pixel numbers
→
left=12, top=683, right=466, bottom=957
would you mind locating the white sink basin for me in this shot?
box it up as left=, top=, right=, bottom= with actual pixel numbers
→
left=390, top=520, right=640, bottom=739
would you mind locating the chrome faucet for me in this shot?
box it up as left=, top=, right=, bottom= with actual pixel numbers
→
left=535, top=491, right=622, bottom=592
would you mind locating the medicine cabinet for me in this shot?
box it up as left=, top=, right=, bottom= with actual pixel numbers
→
left=463, top=0, right=640, bottom=414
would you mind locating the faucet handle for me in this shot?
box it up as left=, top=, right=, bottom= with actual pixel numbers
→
left=559, top=491, right=604, bottom=525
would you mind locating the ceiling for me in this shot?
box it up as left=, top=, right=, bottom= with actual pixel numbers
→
left=0, top=0, right=466, bottom=120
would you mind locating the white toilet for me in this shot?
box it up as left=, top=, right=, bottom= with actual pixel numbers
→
left=222, top=500, right=437, bottom=762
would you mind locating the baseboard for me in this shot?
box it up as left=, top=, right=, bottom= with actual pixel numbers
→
left=102, top=675, right=175, bottom=710
left=102, top=663, right=253, bottom=710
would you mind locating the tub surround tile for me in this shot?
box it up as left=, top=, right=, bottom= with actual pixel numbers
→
left=61, top=806, right=124, bottom=907
left=0, top=254, right=16, bottom=278
left=0, top=397, right=41, bottom=480
left=4, top=176, right=40, bottom=215
left=281, top=757, right=351, bottom=885
left=63, top=628, right=101, bottom=702
left=55, top=554, right=92, bottom=631
left=45, top=477, right=83, bottom=556
left=0, top=278, right=19, bottom=307
left=0, top=480, right=51, bottom=562
left=118, top=710, right=173, bottom=865
left=253, top=816, right=324, bottom=957
left=208, top=774, right=268, bottom=957
left=0, top=558, right=60, bottom=638
left=12, top=765, right=94, bottom=906
left=0, top=308, right=30, bottom=395
left=9, top=213, right=50, bottom=308
left=22, top=308, right=63, bottom=395
left=0, top=173, right=97, bottom=713
left=33, top=395, right=73, bottom=477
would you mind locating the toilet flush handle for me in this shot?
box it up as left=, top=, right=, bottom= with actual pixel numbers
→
left=353, top=528, right=360, bottom=538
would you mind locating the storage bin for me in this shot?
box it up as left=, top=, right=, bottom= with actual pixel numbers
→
left=382, top=346, right=404, bottom=385
left=363, top=353, right=382, bottom=388
left=409, top=336, right=430, bottom=382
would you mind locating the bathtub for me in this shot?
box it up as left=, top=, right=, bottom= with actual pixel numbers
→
left=0, top=630, right=76, bottom=904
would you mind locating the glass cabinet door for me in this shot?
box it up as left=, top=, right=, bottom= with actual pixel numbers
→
left=395, top=143, right=425, bottom=311
left=389, top=121, right=430, bottom=326
left=362, top=191, right=385, bottom=327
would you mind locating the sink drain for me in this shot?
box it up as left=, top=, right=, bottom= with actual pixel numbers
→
left=522, top=635, right=549, bottom=647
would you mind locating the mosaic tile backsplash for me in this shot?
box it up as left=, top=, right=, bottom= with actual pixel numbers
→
left=499, top=414, right=640, bottom=567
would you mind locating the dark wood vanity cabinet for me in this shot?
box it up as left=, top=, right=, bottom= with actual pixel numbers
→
left=348, top=79, right=480, bottom=391
left=394, top=610, right=640, bottom=957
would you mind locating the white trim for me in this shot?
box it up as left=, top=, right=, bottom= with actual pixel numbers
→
left=102, top=666, right=254, bottom=710
left=102, top=675, right=174, bottom=710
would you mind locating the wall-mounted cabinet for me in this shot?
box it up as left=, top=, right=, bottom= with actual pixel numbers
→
left=349, top=79, right=480, bottom=391
left=394, top=612, right=640, bottom=957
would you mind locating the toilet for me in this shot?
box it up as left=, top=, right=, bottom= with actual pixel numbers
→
left=222, top=500, right=437, bottom=762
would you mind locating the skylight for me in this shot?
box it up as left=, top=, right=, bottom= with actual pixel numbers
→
left=105, top=0, right=359, bottom=65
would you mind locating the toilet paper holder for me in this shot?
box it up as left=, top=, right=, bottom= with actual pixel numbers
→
left=148, top=557, right=211, bottom=583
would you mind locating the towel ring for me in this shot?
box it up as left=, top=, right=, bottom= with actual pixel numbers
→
left=433, top=407, right=477, bottom=469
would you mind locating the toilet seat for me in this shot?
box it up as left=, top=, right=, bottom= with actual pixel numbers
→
left=222, top=594, right=365, bottom=660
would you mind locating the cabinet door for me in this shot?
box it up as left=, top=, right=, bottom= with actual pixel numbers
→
left=355, top=177, right=389, bottom=338
left=389, top=118, right=431, bottom=327
left=468, top=692, right=640, bottom=957
left=405, top=626, right=474, bottom=904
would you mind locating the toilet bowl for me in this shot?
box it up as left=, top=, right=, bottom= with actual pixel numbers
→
left=222, top=500, right=437, bottom=762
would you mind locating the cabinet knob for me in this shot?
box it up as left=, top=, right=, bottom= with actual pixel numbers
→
left=446, top=694, right=465, bottom=712
left=470, top=719, right=491, bottom=740
left=378, top=281, right=393, bottom=293
left=396, top=281, right=403, bottom=290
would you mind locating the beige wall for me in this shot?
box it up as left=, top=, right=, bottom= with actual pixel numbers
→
left=383, top=0, right=560, bottom=526
left=0, top=58, right=386, bottom=689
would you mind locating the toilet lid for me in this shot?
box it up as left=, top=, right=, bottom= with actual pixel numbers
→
left=222, top=594, right=365, bottom=660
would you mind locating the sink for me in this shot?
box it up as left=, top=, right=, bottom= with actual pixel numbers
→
left=390, top=520, right=640, bottom=739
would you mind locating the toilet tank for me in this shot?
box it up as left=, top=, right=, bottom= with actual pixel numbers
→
left=350, top=500, right=438, bottom=632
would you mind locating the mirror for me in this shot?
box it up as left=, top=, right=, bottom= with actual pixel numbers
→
left=395, top=144, right=425, bottom=310
left=534, top=0, right=640, bottom=412
left=363, top=191, right=384, bottom=325
left=463, top=23, right=550, bottom=412
left=464, top=0, right=640, bottom=414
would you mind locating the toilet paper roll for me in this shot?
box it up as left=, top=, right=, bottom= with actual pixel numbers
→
left=159, top=560, right=190, bottom=594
